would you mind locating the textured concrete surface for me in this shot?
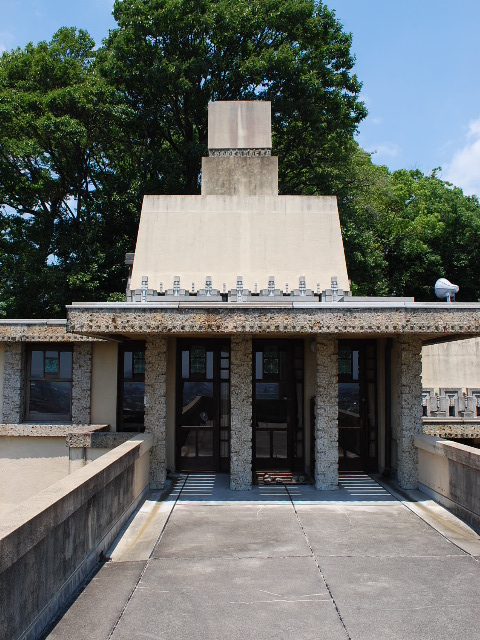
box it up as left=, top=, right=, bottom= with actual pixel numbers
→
left=144, top=336, right=167, bottom=488
left=45, top=562, right=145, bottom=640
left=2, top=342, right=22, bottom=424
left=395, top=336, right=423, bottom=489
left=44, top=473, right=480, bottom=640
left=72, top=344, right=92, bottom=424
left=315, top=336, right=338, bottom=489
left=230, top=335, right=252, bottom=490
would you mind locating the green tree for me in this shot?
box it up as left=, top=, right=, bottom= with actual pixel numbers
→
left=339, top=152, right=480, bottom=301
left=0, top=28, right=135, bottom=317
left=99, top=0, right=366, bottom=196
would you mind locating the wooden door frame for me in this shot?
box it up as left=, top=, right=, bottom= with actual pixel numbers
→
left=252, top=339, right=304, bottom=473
left=175, top=339, right=230, bottom=472
left=338, top=339, right=378, bottom=473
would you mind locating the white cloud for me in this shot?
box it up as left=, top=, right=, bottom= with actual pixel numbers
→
left=0, top=30, right=14, bottom=53
left=443, top=118, right=480, bottom=197
left=371, top=143, right=400, bottom=159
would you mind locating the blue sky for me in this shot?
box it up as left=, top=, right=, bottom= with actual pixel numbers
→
left=1, top=0, right=479, bottom=196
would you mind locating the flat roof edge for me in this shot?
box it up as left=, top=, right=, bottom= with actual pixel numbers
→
left=66, top=301, right=480, bottom=311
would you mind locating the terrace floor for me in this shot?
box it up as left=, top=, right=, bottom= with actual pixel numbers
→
left=44, top=473, right=480, bottom=640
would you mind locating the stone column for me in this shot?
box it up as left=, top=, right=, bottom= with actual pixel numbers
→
left=395, top=336, right=423, bottom=490
left=144, top=336, right=167, bottom=489
left=2, top=343, right=23, bottom=424
left=71, top=343, right=92, bottom=424
left=230, top=335, right=252, bottom=490
left=315, top=336, right=338, bottom=490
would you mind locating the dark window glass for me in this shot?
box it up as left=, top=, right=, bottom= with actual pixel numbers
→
left=124, top=351, right=133, bottom=378
left=26, top=346, right=73, bottom=421
left=119, top=343, right=145, bottom=431
left=133, top=350, right=145, bottom=375
left=59, top=351, right=73, bottom=379
left=31, top=351, right=44, bottom=379
left=45, top=351, right=59, bottom=376
left=191, top=345, right=206, bottom=374
left=338, top=345, right=352, bottom=376
left=263, top=346, right=279, bottom=374
left=206, top=351, right=214, bottom=379
left=182, top=351, right=190, bottom=379
left=29, top=381, right=72, bottom=417
left=122, top=382, right=145, bottom=425
left=255, top=352, right=263, bottom=380
left=338, top=382, right=360, bottom=417
left=182, top=381, right=214, bottom=408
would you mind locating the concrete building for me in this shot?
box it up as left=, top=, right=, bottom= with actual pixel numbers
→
left=2, top=100, right=480, bottom=501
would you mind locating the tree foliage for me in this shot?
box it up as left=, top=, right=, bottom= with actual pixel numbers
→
left=99, top=0, right=366, bottom=195
left=0, top=27, right=139, bottom=316
left=339, top=149, right=480, bottom=300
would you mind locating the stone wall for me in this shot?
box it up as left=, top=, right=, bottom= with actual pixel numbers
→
left=71, top=344, right=92, bottom=424
left=314, top=336, right=338, bottom=490
left=230, top=335, right=253, bottom=490
left=144, top=336, right=167, bottom=488
left=395, top=336, right=423, bottom=489
left=2, top=343, right=23, bottom=424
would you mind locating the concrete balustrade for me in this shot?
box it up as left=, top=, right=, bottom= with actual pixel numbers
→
left=0, top=433, right=153, bottom=640
left=416, top=433, right=480, bottom=533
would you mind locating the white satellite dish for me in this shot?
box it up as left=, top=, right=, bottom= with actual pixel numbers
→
left=434, top=278, right=459, bottom=302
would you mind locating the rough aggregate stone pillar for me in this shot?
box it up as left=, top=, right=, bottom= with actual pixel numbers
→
left=2, top=343, right=23, bottom=423
left=230, top=335, right=253, bottom=490
left=144, top=336, right=167, bottom=488
left=396, top=336, right=423, bottom=490
left=315, top=336, right=338, bottom=490
left=71, top=343, right=92, bottom=424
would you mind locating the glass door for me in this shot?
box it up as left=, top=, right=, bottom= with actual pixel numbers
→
left=338, top=341, right=377, bottom=472
left=176, top=340, right=230, bottom=472
left=253, top=341, right=304, bottom=472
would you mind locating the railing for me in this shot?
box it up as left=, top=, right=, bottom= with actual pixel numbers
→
left=416, top=434, right=480, bottom=534
left=0, top=433, right=153, bottom=640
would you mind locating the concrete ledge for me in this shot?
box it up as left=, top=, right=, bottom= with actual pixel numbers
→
left=418, top=482, right=480, bottom=537
left=415, top=433, right=447, bottom=455
left=0, top=433, right=153, bottom=640
left=0, top=424, right=108, bottom=437
left=67, top=431, right=140, bottom=448
left=442, top=440, right=480, bottom=471
left=423, top=418, right=480, bottom=439
left=416, top=433, right=480, bottom=534
left=0, top=320, right=103, bottom=343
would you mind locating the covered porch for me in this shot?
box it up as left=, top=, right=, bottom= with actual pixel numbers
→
left=67, top=299, right=480, bottom=491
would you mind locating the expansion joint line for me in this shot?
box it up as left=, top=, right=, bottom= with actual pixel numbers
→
left=284, top=485, right=352, bottom=640
left=107, top=474, right=188, bottom=639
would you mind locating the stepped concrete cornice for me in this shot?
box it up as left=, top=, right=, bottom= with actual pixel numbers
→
left=66, top=301, right=480, bottom=340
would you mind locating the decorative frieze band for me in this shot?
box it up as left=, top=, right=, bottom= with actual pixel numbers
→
left=67, top=306, right=480, bottom=339
left=209, top=148, right=271, bottom=157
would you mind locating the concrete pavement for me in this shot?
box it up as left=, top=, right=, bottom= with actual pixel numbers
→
left=43, top=473, right=480, bottom=640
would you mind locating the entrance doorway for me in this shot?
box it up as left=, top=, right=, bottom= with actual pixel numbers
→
left=338, top=341, right=377, bottom=472
left=176, top=340, right=230, bottom=472
left=253, top=341, right=304, bottom=473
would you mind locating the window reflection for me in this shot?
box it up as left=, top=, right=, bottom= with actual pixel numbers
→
left=119, top=343, right=145, bottom=431
left=26, top=346, right=73, bottom=421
